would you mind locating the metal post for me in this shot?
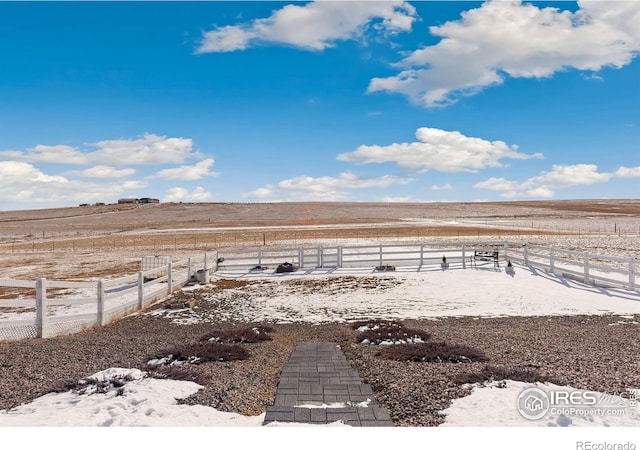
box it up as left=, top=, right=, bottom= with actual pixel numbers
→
left=204, top=253, right=208, bottom=271
left=138, top=271, right=144, bottom=309
left=298, top=248, right=303, bottom=269
left=420, top=244, right=424, bottom=266
left=259, top=250, right=263, bottom=266
left=379, top=244, right=383, bottom=266
left=524, top=245, right=529, bottom=265
left=338, top=246, right=342, bottom=268
left=97, top=279, right=105, bottom=327
left=35, top=278, right=47, bottom=338
left=550, top=248, right=555, bottom=274
left=187, top=258, right=192, bottom=280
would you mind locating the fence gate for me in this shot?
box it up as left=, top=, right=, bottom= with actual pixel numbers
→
left=141, top=256, right=171, bottom=279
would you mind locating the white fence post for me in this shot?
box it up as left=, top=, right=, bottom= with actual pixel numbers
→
left=524, top=245, right=529, bottom=265
left=583, top=253, right=590, bottom=284
left=338, top=246, right=343, bottom=268
left=462, top=244, right=466, bottom=269
left=298, top=248, right=303, bottom=268
left=167, top=261, right=173, bottom=294
left=187, top=258, right=192, bottom=280
left=379, top=244, right=383, bottom=266
left=550, top=248, right=555, bottom=274
left=97, top=279, right=105, bottom=327
left=629, top=258, right=636, bottom=291
left=318, top=246, right=323, bottom=268
left=258, top=250, right=262, bottom=266
left=137, top=271, right=144, bottom=309
left=420, top=244, right=424, bottom=266
left=35, top=278, right=47, bottom=338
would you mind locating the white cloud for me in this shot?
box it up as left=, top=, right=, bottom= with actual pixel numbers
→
left=474, top=163, right=640, bottom=199
left=0, top=161, right=147, bottom=206
left=72, top=165, right=136, bottom=179
left=242, top=185, right=276, bottom=199
left=278, top=172, right=413, bottom=192
left=196, top=1, right=416, bottom=53
left=369, top=0, right=640, bottom=107
left=0, top=133, right=197, bottom=167
left=431, top=183, right=453, bottom=191
left=381, top=195, right=413, bottom=203
left=243, top=172, right=413, bottom=201
left=90, top=133, right=195, bottom=166
left=151, top=159, right=218, bottom=181
left=337, top=127, right=542, bottom=173
left=615, top=166, right=640, bottom=178
left=0, top=161, right=69, bottom=187
left=0, top=145, right=88, bottom=165
left=163, top=186, right=213, bottom=203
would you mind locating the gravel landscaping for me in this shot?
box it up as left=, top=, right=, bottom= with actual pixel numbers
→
left=1, top=288, right=637, bottom=426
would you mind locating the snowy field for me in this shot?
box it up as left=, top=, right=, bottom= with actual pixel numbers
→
left=2, top=259, right=639, bottom=448
left=2, top=200, right=639, bottom=448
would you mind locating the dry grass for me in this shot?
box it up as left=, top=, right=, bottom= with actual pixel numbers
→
left=1, top=199, right=638, bottom=280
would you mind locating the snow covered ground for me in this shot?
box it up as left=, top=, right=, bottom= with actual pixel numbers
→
left=2, top=258, right=639, bottom=449
left=160, top=262, right=640, bottom=324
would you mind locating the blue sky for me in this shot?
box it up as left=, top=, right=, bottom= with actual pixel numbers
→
left=0, top=1, right=638, bottom=211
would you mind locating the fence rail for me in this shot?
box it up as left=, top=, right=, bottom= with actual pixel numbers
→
left=216, top=240, right=637, bottom=291
left=0, top=253, right=213, bottom=341
left=2, top=241, right=637, bottom=341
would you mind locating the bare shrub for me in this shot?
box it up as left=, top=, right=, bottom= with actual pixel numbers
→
left=148, top=342, right=249, bottom=366
left=351, top=320, right=431, bottom=345
left=452, top=365, right=563, bottom=385
left=146, top=365, right=208, bottom=384
left=377, top=342, right=488, bottom=363
left=200, top=325, right=274, bottom=344
left=49, top=379, right=80, bottom=393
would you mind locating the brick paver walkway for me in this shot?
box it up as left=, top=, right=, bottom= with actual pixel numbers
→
left=263, top=342, right=393, bottom=426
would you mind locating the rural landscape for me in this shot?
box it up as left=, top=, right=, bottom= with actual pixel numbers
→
left=1, top=1, right=639, bottom=446
left=0, top=200, right=638, bottom=433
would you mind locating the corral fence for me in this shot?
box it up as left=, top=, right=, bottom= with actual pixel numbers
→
left=0, top=253, right=213, bottom=341
left=215, top=241, right=637, bottom=291
left=1, top=241, right=637, bottom=342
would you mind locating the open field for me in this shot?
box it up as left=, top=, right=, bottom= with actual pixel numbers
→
left=0, top=199, right=639, bottom=429
left=1, top=199, right=639, bottom=281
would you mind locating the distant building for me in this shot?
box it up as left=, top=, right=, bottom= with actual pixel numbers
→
left=118, top=198, right=139, bottom=204
left=139, top=198, right=160, bottom=204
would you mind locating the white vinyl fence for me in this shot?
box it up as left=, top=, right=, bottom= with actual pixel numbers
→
left=215, top=241, right=637, bottom=291
left=2, top=242, right=637, bottom=342
left=0, top=253, right=213, bottom=341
